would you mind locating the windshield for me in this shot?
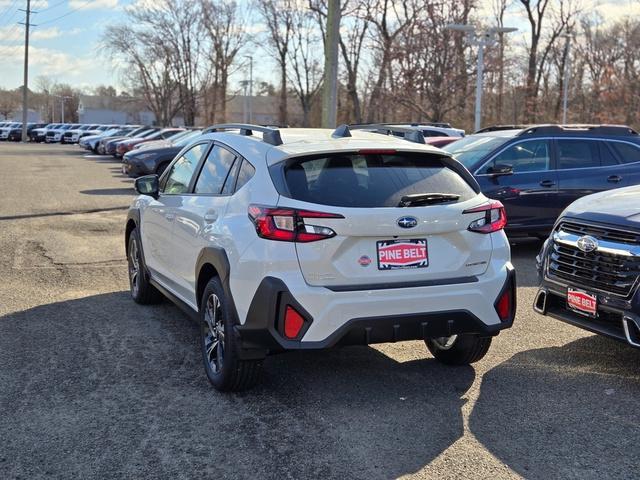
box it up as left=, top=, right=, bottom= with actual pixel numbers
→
left=174, top=130, right=203, bottom=147
left=442, top=135, right=510, bottom=169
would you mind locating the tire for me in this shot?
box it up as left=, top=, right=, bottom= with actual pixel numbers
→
left=200, top=277, right=263, bottom=391
left=426, top=334, right=492, bottom=365
left=127, top=228, right=163, bottom=304
left=156, top=161, right=170, bottom=175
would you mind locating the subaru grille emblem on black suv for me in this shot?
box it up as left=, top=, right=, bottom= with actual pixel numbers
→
left=397, top=216, right=418, bottom=229
left=577, top=235, right=598, bottom=253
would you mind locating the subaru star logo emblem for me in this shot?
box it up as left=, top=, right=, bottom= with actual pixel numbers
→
left=397, top=216, right=418, bottom=229
left=577, top=235, right=598, bottom=253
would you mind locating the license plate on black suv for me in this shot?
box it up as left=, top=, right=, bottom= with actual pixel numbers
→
left=567, top=288, right=597, bottom=317
left=376, top=239, right=428, bottom=270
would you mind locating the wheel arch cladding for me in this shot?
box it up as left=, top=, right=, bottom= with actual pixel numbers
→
left=125, top=209, right=141, bottom=254
left=195, top=247, right=232, bottom=312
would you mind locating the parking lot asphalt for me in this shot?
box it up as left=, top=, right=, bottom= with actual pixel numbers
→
left=0, top=142, right=638, bottom=480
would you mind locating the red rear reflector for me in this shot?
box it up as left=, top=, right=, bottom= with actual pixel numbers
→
left=284, top=306, right=305, bottom=339
left=496, top=289, right=512, bottom=321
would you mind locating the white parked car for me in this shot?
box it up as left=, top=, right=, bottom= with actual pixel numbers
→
left=125, top=124, right=515, bottom=391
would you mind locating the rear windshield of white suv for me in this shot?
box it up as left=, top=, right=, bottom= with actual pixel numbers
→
left=280, top=152, right=476, bottom=208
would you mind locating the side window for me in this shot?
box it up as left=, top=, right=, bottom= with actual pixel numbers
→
left=557, top=140, right=600, bottom=169
left=599, top=141, right=618, bottom=166
left=162, top=143, right=208, bottom=194
left=482, top=140, right=550, bottom=174
left=235, top=160, right=256, bottom=191
left=194, top=145, right=237, bottom=194
left=609, top=142, right=640, bottom=164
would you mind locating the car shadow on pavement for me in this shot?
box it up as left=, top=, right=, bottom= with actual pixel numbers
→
left=80, top=188, right=134, bottom=196
left=469, top=334, right=640, bottom=479
left=0, top=292, right=475, bottom=480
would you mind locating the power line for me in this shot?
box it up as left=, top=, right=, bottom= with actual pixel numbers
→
left=37, top=0, right=67, bottom=13
left=0, top=5, right=20, bottom=27
left=38, top=0, right=92, bottom=26
left=0, top=0, right=19, bottom=22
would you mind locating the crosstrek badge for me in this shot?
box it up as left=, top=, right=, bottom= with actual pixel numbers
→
left=377, top=239, right=428, bottom=270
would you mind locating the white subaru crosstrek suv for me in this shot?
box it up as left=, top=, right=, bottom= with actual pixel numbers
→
left=125, top=124, right=516, bottom=391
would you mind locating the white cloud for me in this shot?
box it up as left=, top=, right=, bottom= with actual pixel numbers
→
left=32, top=27, right=62, bottom=40
left=0, top=44, right=94, bottom=78
left=69, top=0, right=119, bottom=9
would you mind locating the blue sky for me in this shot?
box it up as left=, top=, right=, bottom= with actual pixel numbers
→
left=0, top=0, right=136, bottom=89
left=0, top=0, right=637, bottom=93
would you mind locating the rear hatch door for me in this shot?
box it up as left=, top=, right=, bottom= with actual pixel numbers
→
left=275, top=150, right=493, bottom=288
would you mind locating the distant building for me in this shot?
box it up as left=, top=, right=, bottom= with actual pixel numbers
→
left=2, top=109, right=42, bottom=122
left=196, top=95, right=304, bottom=126
left=77, top=95, right=184, bottom=126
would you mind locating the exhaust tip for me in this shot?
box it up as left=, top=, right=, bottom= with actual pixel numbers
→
left=534, top=289, right=547, bottom=314
left=622, top=317, right=640, bottom=348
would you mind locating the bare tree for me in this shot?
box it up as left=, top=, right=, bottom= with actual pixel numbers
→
left=0, top=89, right=19, bottom=120
left=364, top=0, right=418, bottom=122
left=258, top=0, right=295, bottom=125
left=201, top=0, right=248, bottom=123
left=518, top=0, right=578, bottom=122
left=288, top=9, right=324, bottom=126
left=103, top=25, right=182, bottom=126
left=310, top=0, right=370, bottom=123
left=126, top=0, right=203, bottom=125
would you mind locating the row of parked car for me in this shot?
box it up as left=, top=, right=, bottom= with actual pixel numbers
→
left=118, top=121, right=640, bottom=390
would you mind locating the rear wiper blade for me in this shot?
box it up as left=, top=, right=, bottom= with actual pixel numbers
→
left=398, top=193, right=460, bottom=207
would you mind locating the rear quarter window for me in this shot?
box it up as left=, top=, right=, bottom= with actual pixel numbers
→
left=279, top=152, right=476, bottom=208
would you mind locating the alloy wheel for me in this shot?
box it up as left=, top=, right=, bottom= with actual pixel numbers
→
left=431, top=335, right=458, bottom=350
left=128, top=238, right=140, bottom=296
left=204, top=293, right=225, bottom=374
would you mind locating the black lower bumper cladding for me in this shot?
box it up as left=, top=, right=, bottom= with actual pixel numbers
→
left=535, top=281, right=640, bottom=348
left=235, top=271, right=516, bottom=356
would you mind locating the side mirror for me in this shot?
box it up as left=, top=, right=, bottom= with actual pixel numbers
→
left=487, top=164, right=514, bottom=176
left=134, top=175, right=159, bottom=198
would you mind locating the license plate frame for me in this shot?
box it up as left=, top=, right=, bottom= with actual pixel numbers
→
left=567, top=287, right=597, bottom=317
left=376, top=239, right=428, bottom=270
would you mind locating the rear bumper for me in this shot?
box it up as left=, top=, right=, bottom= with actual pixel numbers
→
left=235, top=265, right=515, bottom=356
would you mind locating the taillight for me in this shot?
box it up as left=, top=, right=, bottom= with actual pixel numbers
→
left=248, top=205, right=344, bottom=242
left=464, top=200, right=507, bottom=233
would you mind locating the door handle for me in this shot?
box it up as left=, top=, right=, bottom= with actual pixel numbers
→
left=164, top=213, right=175, bottom=221
left=607, top=175, right=623, bottom=183
left=203, top=211, right=218, bottom=223
left=539, top=180, right=556, bottom=187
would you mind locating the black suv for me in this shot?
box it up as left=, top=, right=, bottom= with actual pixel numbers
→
left=535, top=185, right=640, bottom=348
left=442, top=124, right=640, bottom=237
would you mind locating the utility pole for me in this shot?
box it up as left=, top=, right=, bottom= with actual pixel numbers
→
left=321, top=0, right=340, bottom=128
left=245, top=55, right=253, bottom=124
left=20, top=0, right=36, bottom=142
left=561, top=33, right=572, bottom=125
left=240, top=81, right=249, bottom=123
left=446, top=24, right=517, bottom=132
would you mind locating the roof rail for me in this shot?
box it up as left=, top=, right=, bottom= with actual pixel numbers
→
left=336, top=123, right=426, bottom=145
left=203, top=123, right=283, bottom=146
left=350, top=121, right=453, bottom=129
left=518, top=124, right=638, bottom=136
left=475, top=124, right=531, bottom=133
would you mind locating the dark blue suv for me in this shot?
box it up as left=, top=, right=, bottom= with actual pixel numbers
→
left=442, top=124, right=640, bottom=237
